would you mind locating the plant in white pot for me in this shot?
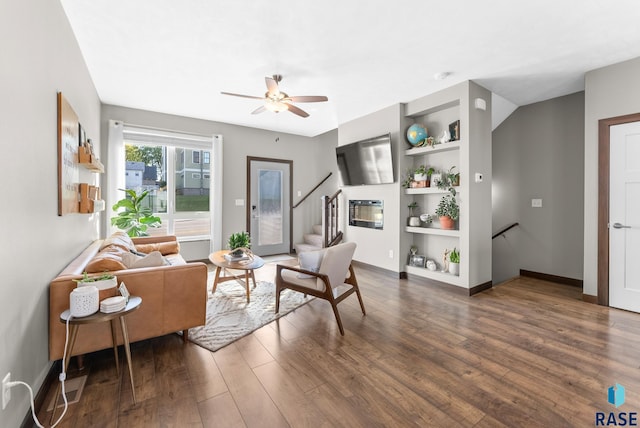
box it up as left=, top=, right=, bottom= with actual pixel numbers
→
left=74, top=272, right=118, bottom=300
left=407, top=202, right=420, bottom=226
left=449, top=248, right=460, bottom=275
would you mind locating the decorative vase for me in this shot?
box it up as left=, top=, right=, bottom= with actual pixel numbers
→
left=414, top=173, right=427, bottom=182
left=408, top=217, right=420, bottom=227
left=449, top=262, right=459, bottom=276
left=77, top=276, right=118, bottom=301
left=439, top=216, right=455, bottom=230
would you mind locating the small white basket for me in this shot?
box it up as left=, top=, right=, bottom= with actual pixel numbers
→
left=70, top=285, right=99, bottom=317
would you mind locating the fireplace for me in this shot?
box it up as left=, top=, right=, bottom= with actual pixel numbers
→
left=349, top=200, right=383, bottom=229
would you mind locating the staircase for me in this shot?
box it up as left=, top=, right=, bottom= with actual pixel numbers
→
left=294, top=190, right=343, bottom=254
left=295, top=224, right=325, bottom=253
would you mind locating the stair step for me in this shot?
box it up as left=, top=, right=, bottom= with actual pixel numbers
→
left=312, top=224, right=323, bottom=235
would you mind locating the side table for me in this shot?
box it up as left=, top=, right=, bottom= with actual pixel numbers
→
left=51, top=296, right=141, bottom=423
left=209, top=251, right=265, bottom=303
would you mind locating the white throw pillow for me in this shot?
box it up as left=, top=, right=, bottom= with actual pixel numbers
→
left=297, top=249, right=326, bottom=279
left=121, top=250, right=165, bottom=269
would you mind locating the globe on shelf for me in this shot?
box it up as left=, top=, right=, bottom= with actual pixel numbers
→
left=406, top=124, right=428, bottom=147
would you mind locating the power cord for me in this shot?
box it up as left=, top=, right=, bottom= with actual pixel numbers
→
left=6, top=315, right=72, bottom=427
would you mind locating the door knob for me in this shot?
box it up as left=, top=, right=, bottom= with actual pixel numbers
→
left=612, top=222, right=631, bottom=229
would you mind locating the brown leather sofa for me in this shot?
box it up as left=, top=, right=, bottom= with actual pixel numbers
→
left=49, top=234, right=208, bottom=361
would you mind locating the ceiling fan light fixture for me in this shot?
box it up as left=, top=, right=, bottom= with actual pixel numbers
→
left=264, top=98, right=289, bottom=113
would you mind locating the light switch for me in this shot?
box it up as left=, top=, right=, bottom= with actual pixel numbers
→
left=531, top=198, right=542, bottom=208
left=297, top=190, right=302, bottom=197
left=235, top=199, right=244, bottom=206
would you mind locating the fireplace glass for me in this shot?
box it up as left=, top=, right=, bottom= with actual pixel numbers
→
left=349, top=200, right=383, bottom=229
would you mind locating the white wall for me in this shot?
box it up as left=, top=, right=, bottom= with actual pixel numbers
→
left=492, top=92, right=585, bottom=285
left=100, top=105, right=338, bottom=257
left=583, top=56, right=640, bottom=296
left=338, top=104, right=404, bottom=272
left=0, top=0, right=101, bottom=426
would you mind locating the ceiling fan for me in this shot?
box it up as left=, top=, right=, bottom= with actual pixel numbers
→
left=221, top=74, right=328, bottom=118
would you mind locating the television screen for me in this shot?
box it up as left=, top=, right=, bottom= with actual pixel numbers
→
left=335, top=133, right=395, bottom=186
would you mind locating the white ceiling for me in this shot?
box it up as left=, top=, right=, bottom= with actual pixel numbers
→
left=60, top=0, right=640, bottom=137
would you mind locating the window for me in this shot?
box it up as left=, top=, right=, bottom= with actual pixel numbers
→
left=203, top=174, right=210, bottom=179
left=121, top=128, right=214, bottom=240
left=203, top=152, right=210, bottom=164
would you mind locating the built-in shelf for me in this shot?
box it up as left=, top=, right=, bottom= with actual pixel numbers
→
left=405, top=141, right=461, bottom=156
left=405, top=226, right=460, bottom=237
left=405, top=264, right=463, bottom=287
left=405, top=186, right=460, bottom=195
left=78, top=150, right=105, bottom=173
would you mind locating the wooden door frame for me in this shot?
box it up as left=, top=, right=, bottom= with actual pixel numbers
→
left=597, top=112, right=640, bottom=306
left=246, top=156, right=294, bottom=254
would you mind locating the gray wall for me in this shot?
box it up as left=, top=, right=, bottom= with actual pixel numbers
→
left=100, top=105, right=339, bottom=256
left=492, top=92, right=585, bottom=284
left=583, top=56, right=640, bottom=296
left=0, top=0, right=102, bottom=426
left=338, top=104, right=404, bottom=272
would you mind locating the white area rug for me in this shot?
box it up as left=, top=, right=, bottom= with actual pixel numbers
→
left=188, top=278, right=312, bottom=352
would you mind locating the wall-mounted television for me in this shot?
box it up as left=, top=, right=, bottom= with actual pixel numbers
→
left=335, top=133, right=395, bottom=186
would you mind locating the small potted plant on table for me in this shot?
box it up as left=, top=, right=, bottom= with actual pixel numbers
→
left=449, top=248, right=460, bottom=275
left=226, top=231, right=252, bottom=260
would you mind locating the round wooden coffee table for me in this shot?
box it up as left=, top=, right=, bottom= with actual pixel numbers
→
left=209, top=251, right=265, bottom=303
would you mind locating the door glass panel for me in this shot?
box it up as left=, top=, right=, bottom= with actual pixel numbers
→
left=258, top=169, right=283, bottom=246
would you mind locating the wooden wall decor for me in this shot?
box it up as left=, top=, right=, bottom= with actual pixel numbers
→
left=57, top=92, right=80, bottom=216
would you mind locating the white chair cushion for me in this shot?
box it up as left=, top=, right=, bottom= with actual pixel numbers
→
left=297, top=248, right=326, bottom=279
left=317, top=242, right=356, bottom=291
left=281, top=268, right=325, bottom=292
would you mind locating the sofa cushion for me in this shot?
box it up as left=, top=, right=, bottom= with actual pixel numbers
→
left=100, top=231, right=135, bottom=252
left=135, top=240, right=180, bottom=255
left=85, top=244, right=128, bottom=273
left=121, top=251, right=167, bottom=269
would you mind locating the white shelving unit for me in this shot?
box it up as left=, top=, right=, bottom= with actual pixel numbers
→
left=405, top=226, right=460, bottom=237
left=400, top=81, right=492, bottom=290
left=405, top=186, right=460, bottom=195
left=405, top=141, right=461, bottom=156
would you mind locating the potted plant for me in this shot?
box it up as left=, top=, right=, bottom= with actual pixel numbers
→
left=111, top=189, right=162, bottom=237
left=407, top=202, right=420, bottom=226
left=449, top=248, right=460, bottom=275
left=74, top=272, right=118, bottom=300
left=436, top=166, right=460, bottom=193
left=435, top=192, right=459, bottom=230
left=413, top=165, right=435, bottom=187
left=227, top=231, right=251, bottom=257
left=401, top=168, right=414, bottom=189
left=446, top=166, right=460, bottom=187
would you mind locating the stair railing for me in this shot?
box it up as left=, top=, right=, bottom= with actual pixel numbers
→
left=492, top=222, right=519, bottom=239
left=293, top=172, right=333, bottom=209
left=322, top=189, right=343, bottom=247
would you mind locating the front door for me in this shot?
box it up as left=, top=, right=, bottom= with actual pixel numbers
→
left=247, top=157, right=292, bottom=256
left=609, top=121, right=640, bottom=311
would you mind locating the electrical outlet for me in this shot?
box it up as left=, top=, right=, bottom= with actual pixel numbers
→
left=388, top=250, right=394, bottom=259
left=2, top=372, right=11, bottom=409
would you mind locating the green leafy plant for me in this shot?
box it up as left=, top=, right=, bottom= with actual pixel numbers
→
left=435, top=193, right=459, bottom=220
left=436, top=166, right=460, bottom=194
left=73, top=272, right=115, bottom=283
left=449, top=248, right=460, bottom=263
left=227, top=231, right=251, bottom=250
left=401, top=168, right=414, bottom=188
left=408, top=201, right=418, bottom=216
left=414, top=165, right=435, bottom=177
left=111, top=189, right=162, bottom=237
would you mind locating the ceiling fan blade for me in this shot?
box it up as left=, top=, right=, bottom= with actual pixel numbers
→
left=251, top=105, right=266, bottom=115
left=287, top=95, right=328, bottom=103
left=265, top=76, right=280, bottom=96
left=221, top=91, right=264, bottom=100
left=286, top=103, right=309, bottom=118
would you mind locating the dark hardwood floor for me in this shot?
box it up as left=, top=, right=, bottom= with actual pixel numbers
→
left=34, top=261, right=640, bottom=427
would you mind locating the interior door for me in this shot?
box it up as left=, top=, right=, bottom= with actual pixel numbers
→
left=247, top=157, right=292, bottom=256
left=609, top=121, right=640, bottom=311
